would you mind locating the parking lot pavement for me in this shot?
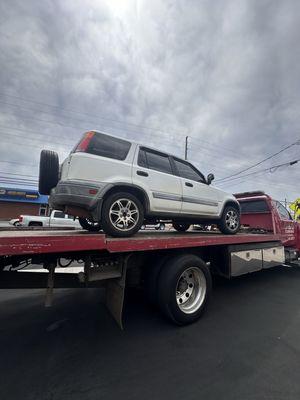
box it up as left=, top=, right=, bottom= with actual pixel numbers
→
left=1, top=266, right=300, bottom=400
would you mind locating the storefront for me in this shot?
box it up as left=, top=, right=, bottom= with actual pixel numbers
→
left=0, top=187, right=49, bottom=220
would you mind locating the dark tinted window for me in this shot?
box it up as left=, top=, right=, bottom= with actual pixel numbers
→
left=138, top=149, right=147, bottom=168
left=87, top=133, right=131, bottom=160
left=53, top=211, right=65, bottom=218
left=173, top=158, right=205, bottom=183
left=145, top=150, right=172, bottom=174
left=240, top=200, right=270, bottom=213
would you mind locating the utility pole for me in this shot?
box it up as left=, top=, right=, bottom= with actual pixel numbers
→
left=185, top=136, right=189, bottom=160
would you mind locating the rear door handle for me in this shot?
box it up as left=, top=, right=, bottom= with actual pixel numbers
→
left=137, top=170, right=148, bottom=177
left=185, top=182, right=193, bottom=187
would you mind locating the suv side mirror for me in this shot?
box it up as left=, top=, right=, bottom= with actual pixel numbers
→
left=207, top=173, right=215, bottom=185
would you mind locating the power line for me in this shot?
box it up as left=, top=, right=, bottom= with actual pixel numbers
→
left=0, top=159, right=36, bottom=167
left=0, top=95, right=268, bottom=173
left=216, top=139, right=300, bottom=182
left=0, top=93, right=253, bottom=162
left=216, top=158, right=300, bottom=184
left=0, top=92, right=189, bottom=138
left=0, top=172, right=38, bottom=178
left=1, top=94, right=299, bottom=190
left=0, top=124, right=80, bottom=141
left=0, top=131, right=74, bottom=146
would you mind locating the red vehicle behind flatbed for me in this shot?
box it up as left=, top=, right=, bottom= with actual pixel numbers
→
left=0, top=191, right=299, bottom=327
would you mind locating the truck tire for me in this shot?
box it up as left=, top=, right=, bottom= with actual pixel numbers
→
left=29, top=221, right=43, bottom=227
left=101, top=192, right=144, bottom=237
left=39, top=150, right=59, bottom=195
left=144, top=254, right=172, bottom=305
left=218, top=205, right=240, bottom=234
left=157, top=254, right=212, bottom=325
left=173, top=223, right=190, bottom=232
left=79, top=217, right=102, bottom=232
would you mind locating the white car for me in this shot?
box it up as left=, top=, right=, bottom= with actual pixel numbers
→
left=18, top=210, right=81, bottom=228
left=39, top=131, right=240, bottom=237
left=9, top=218, right=21, bottom=227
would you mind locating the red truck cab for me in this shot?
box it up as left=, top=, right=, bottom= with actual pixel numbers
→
left=235, top=191, right=300, bottom=251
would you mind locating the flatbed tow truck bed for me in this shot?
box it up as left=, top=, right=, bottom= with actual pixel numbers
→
left=0, top=230, right=281, bottom=256
left=0, top=228, right=288, bottom=328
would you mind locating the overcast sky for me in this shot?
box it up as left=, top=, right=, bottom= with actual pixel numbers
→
left=0, top=0, right=299, bottom=204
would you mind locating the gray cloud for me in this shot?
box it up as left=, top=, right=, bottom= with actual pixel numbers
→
left=0, top=0, right=299, bottom=204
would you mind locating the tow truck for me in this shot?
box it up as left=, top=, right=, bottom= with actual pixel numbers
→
left=0, top=191, right=299, bottom=328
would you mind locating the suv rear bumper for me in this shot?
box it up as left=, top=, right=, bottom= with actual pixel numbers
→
left=49, top=180, right=111, bottom=217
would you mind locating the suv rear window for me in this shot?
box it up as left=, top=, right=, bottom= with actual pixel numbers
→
left=240, top=200, right=270, bottom=213
left=87, top=133, right=131, bottom=160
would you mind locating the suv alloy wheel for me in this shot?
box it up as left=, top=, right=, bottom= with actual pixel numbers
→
left=218, top=206, right=240, bottom=234
left=101, top=192, right=144, bottom=237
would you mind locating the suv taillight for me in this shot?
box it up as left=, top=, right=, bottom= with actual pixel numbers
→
left=19, top=215, right=23, bottom=222
left=74, top=131, right=95, bottom=152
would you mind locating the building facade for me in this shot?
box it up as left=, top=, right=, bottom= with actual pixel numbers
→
left=0, top=187, right=49, bottom=220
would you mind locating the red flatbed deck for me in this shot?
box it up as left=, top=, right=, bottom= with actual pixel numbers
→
left=0, top=230, right=282, bottom=257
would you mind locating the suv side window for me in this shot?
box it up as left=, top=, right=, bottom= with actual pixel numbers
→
left=275, top=201, right=292, bottom=220
left=173, top=158, right=206, bottom=183
left=87, top=133, right=131, bottom=161
left=139, top=148, right=173, bottom=175
left=137, top=149, right=147, bottom=168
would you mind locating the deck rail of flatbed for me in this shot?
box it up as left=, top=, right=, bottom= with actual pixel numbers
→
left=0, top=230, right=282, bottom=257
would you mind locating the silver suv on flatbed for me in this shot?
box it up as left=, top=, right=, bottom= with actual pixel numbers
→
left=39, top=130, right=240, bottom=237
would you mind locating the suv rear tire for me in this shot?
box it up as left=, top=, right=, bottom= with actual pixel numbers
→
left=173, top=223, right=190, bottom=232
left=101, top=192, right=144, bottom=237
left=39, top=150, right=59, bottom=195
left=218, top=205, right=240, bottom=234
left=79, top=217, right=102, bottom=232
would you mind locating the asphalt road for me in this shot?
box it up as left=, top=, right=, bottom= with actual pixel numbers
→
left=1, top=266, right=300, bottom=400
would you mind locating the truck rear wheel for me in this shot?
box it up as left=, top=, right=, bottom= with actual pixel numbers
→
left=39, top=150, right=59, bottom=195
left=157, top=254, right=211, bottom=325
left=29, top=221, right=43, bottom=227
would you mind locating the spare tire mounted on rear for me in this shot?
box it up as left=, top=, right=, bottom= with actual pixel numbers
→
left=39, top=150, right=59, bottom=195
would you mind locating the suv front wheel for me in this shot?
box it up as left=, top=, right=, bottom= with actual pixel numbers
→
left=101, top=192, right=144, bottom=237
left=218, top=205, right=240, bottom=234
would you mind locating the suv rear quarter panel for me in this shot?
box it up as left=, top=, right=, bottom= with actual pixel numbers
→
left=64, top=143, right=137, bottom=185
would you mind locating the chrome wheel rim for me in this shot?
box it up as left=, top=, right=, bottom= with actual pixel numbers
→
left=225, top=209, right=239, bottom=231
left=109, top=198, right=139, bottom=231
left=176, top=267, right=207, bottom=314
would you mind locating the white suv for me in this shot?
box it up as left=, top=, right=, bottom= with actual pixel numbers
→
left=39, top=131, right=240, bottom=237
